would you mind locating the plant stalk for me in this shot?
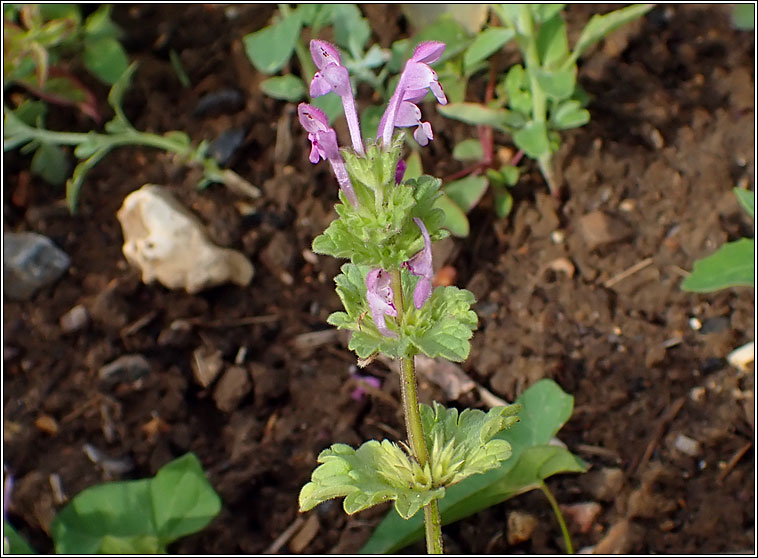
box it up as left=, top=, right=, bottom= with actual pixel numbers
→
left=389, top=269, right=443, bottom=554
left=539, top=480, right=574, bottom=554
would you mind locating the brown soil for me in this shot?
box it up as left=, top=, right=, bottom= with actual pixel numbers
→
left=3, top=4, right=754, bottom=554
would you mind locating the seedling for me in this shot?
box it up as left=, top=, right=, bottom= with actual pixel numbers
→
left=4, top=64, right=259, bottom=213
left=295, top=38, right=585, bottom=554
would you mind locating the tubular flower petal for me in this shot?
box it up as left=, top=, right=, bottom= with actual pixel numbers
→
left=378, top=41, right=447, bottom=146
left=403, top=218, right=433, bottom=309
left=308, top=40, right=364, bottom=155
left=298, top=103, right=358, bottom=206
left=365, top=268, right=398, bottom=338
left=395, top=159, right=407, bottom=185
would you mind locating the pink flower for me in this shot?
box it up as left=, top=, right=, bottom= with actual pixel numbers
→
left=403, top=218, right=433, bottom=309
left=365, top=268, right=398, bottom=338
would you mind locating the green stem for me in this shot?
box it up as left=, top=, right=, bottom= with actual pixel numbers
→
left=389, top=269, right=443, bottom=554
left=539, top=481, right=574, bottom=554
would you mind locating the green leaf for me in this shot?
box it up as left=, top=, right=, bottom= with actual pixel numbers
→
left=260, top=75, right=306, bottom=102
left=571, top=4, right=654, bottom=63
left=410, top=285, right=478, bottom=362
left=434, top=193, right=469, bottom=237
left=243, top=15, right=301, bottom=74
left=360, top=379, right=587, bottom=554
left=536, top=13, right=569, bottom=68
left=83, top=36, right=130, bottom=85
left=681, top=238, right=754, bottom=292
left=83, top=5, right=122, bottom=40
left=463, top=27, right=514, bottom=74
left=3, top=521, right=35, bottom=554
left=734, top=188, right=754, bottom=219
left=51, top=453, right=221, bottom=554
left=493, top=186, right=514, bottom=218
left=513, top=121, right=550, bottom=158
left=311, top=94, right=343, bottom=124
left=534, top=67, right=576, bottom=101
left=503, top=64, right=532, bottom=116
left=550, top=99, right=590, bottom=130
left=452, top=139, right=483, bottom=162
left=107, top=62, right=138, bottom=127
left=31, top=142, right=69, bottom=185
left=530, top=4, right=566, bottom=25
left=444, top=175, right=488, bottom=213
left=12, top=99, right=47, bottom=127
left=404, top=151, right=423, bottom=181
left=150, top=453, right=222, bottom=542
left=299, top=440, right=445, bottom=520
left=732, top=4, right=755, bottom=30
left=359, top=105, right=385, bottom=142
left=66, top=147, right=110, bottom=213
left=438, top=103, right=523, bottom=134
left=331, top=4, right=370, bottom=58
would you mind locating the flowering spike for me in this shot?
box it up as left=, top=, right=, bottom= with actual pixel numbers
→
left=404, top=218, right=433, bottom=309
left=378, top=41, right=447, bottom=147
left=366, top=268, right=398, bottom=338
left=298, top=103, right=358, bottom=207
left=308, top=40, right=365, bottom=156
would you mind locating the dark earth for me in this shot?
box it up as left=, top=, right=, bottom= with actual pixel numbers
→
left=3, top=4, right=754, bottom=554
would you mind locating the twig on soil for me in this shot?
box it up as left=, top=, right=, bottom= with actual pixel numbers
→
left=363, top=417, right=404, bottom=440
left=263, top=516, right=305, bottom=554
left=575, top=443, right=623, bottom=463
left=717, top=441, right=752, bottom=484
left=184, top=314, right=279, bottom=328
left=631, top=396, right=685, bottom=477
left=120, top=310, right=159, bottom=337
left=603, top=257, right=654, bottom=288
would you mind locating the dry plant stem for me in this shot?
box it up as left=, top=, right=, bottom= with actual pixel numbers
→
left=389, top=269, right=444, bottom=554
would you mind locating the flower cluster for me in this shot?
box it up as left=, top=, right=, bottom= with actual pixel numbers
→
left=298, top=39, right=447, bottom=337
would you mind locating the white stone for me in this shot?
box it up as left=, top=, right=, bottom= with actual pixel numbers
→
left=117, top=185, right=253, bottom=293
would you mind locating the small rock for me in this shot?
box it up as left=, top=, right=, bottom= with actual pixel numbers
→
left=579, top=467, right=625, bottom=502
left=593, top=520, right=639, bottom=554
left=560, top=502, right=602, bottom=534
left=672, top=433, right=702, bottom=457
left=507, top=510, right=538, bottom=545
left=209, top=127, right=246, bottom=166
left=193, top=88, right=244, bottom=117
left=700, top=316, right=730, bottom=334
left=3, top=232, right=70, bottom=301
left=59, top=304, right=90, bottom=333
left=88, top=288, right=130, bottom=330
left=192, top=346, right=224, bottom=388
left=727, top=341, right=754, bottom=372
left=99, top=354, right=151, bottom=385
left=117, top=185, right=254, bottom=294
left=157, top=319, right=193, bottom=347
left=290, top=514, right=320, bottom=553
left=260, top=231, right=295, bottom=284
left=577, top=211, right=632, bottom=251
left=34, top=414, right=59, bottom=436
left=251, top=363, right=288, bottom=406
left=213, top=366, right=252, bottom=412
left=82, top=444, right=135, bottom=477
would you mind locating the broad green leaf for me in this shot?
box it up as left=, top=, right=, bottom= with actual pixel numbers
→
left=438, top=103, right=522, bottom=134
left=444, top=175, right=488, bottom=213
left=493, top=186, right=514, bottom=218
left=681, top=238, right=754, bottom=292
left=51, top=453, right=221, bottom=554
left=31, top=142, right=69, bottom=185
left=150, top=453, right=221, bottom=542
left=463, top=27, right=514, bottom=74
left=260, top=75, right=306, bottom=102
left=452, top=138, right=483, bottom=162
left=534, top=67, right=576, bottom=101
left=734, top=188, right=754, bottom=219
left=3, top=521, right=35, bottom=554
left=331, top=4, right=370, bottom=58
left=403, top=5, right=489, bottom=34
left=570, top=4, right=654, bottom=63
left=311, top=94, right=343, bottom=124
left=83, top=5, right=122, bottom=40
left=83, top=36, right=129, bottom=85
left=732, top=4, right=755, bottom=30
left=434, top=193, right=469, bottom=237
left=550, top=99, right=590, bottom=130
left=411, top=18, right=471, bottom=63
left=359, top=105, right=385, bottom=142
left=513, top=120, right=550, bottom=158
left=361, top=379, right=587, bottom=554
left=536, top=13, right=569, bottom=68
left=530, top=4, right=566, bottom=25
left=404, top=151, right=423, bottom=181
left=243, top=15, right=301, bottom=74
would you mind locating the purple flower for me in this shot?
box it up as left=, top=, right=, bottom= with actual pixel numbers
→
left=350, top=373, right=382, bottom=401
left=365, top=268, right=398, bottom=338
left=309, top=40, right=364, bottom=156
left=403, top=218, right=433, bottom=309
left=298, top=103, right=358, bottom=207
left=378, top=41, right=448, bottom=147
left=395, top=159, right=407, bottom=184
